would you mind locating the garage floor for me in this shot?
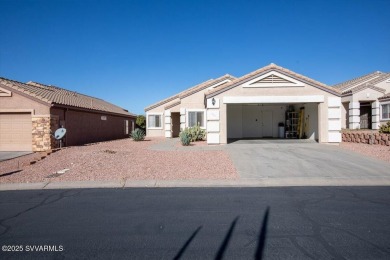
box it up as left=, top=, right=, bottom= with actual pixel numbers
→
left=227, top=138, right=317, bottom=144
left=226, top=142, right=390, bottom=180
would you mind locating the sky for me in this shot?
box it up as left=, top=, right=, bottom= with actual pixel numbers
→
left=1, top=0, right=389, bottom=115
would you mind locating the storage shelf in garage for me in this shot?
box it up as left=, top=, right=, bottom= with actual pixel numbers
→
left=285, top=112, right=299, bottom=139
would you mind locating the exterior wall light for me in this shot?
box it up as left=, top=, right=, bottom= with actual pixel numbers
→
left=212, top=98, right=216, bottom=106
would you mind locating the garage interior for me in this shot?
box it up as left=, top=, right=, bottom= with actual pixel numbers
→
left=227, top=103, right=319, bottom=141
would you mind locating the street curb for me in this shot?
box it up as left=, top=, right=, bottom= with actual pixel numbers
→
left=2, top=177, right=390, bottom=191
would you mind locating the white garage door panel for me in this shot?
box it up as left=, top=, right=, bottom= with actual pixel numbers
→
left=0, top=113, right=32, bottom=151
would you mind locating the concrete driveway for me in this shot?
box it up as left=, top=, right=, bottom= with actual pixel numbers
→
left=0, top=151, right=32, bottom=162
left=226, top=140, right=390, bottom=183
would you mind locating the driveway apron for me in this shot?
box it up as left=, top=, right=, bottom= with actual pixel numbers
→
left=225, top=140, right=390, bottom=180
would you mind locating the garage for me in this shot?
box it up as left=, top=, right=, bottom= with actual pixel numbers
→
left=227, top=103, right=319, bottom=141
left=0, top=113, right=32, bottom=151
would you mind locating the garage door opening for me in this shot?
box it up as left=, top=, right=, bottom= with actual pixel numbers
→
left=227, top=103, right=319, bottom=143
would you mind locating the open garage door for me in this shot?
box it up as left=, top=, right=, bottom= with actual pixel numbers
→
left=227, top=103, right=319, bottom=141
left=0, top=113, right=32, bottom=151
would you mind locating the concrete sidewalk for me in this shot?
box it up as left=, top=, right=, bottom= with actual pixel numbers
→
left=2, top=176, right=390, bottom=191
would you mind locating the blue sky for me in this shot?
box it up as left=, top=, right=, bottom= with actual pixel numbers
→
left=1, top=0, right=389, bottom=115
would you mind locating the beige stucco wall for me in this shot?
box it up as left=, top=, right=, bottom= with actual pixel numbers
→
left=341, top=102, right=348, bottom=129
left=352, top=89, right=384, bottom=102
left=375, top=81, right=390, bottom=93
left=145, top=88, right=209, bottom=137
left=0, top=89, right=50, bottom=115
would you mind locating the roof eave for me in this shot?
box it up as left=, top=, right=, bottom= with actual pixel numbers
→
left=52, top=103, right=136, bottom=118
left=206, top=67, right=341, bottom=99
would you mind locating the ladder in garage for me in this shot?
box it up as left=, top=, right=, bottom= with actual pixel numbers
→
left=297, top=107, right=305, bottom=139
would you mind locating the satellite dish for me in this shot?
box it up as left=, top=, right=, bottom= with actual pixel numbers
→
left=54, top=128, right=67, bottom=140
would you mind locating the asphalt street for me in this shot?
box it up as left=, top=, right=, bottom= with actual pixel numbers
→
left=0, top=187, right=389, bottom=259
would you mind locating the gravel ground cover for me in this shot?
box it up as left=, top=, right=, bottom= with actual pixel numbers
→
left=339, top=142, right=390, bottom=163
left=0, top=138, right=238, bottom=183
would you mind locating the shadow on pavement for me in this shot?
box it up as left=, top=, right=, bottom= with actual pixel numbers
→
left=173, top=207, right=270, bottom=259
left=174, top=226, right=203, bottom=260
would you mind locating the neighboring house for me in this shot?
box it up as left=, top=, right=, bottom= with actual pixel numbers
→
left=145, top=63, right=343, bottom=144
left=333, top=71, right=390, bottom=130
left=0, top=77, right=136, bottom=152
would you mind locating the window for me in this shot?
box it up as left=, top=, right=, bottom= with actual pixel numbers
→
left=381, top=103, right=390, bottom=120
left=148, top=114, right=162, bottom=128
left=188, top=111, right=205, bottom=127
left=124, top=120, right=129, bottom=135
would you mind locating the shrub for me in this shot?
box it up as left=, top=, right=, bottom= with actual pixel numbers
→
left=136, top=115, right=146, bottom=129
left=188, top=123, right=206, bottom=142
left=179, top=131, right=191, bottom=146
left=379, top=122, right=390, bottom=134
left=131, top=128, right=145, bottom=141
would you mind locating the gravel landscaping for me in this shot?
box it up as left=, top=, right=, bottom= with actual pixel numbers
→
left=340, top=142, right=390, bottom=163
left=0, top=138, right=238, bottom=184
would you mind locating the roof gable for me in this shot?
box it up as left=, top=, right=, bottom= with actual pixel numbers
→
left=333, top=71, right=383, bottom=91
left=342, top=84, right=386, bottom=96
left=145, top=74, right=236, bottom=112
left=242, top=71, right=305, bottom=88
left=206, top=63, right=340, bottom=98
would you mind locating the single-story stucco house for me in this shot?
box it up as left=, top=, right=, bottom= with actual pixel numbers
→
left=145, top=63, right=344, bottom=144
left=0, top=77, right=136, bottom=152
left=333, top=71, right=390, bottom=130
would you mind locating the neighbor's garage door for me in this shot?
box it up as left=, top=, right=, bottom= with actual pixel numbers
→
left=0, top=113, right=32, bottom=151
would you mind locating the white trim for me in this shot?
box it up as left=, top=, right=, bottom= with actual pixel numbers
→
left=207, top=79, right=232, bottom=90
left=223, top=95, right=325, bottom=104
left=186, top=109, right=206, bottom=128
left=328, top=97, right=341, bottom=107
left=242, top=71, right=305, bottom=88
left=207, top=133, right=220, bottom=144
left=380, top=101, right=390, bottom=121
left=0, top=87, right=12, bottom=97
left=328, top=132, right=342, bottom=142
left=146, top=112, right=163, bottom=129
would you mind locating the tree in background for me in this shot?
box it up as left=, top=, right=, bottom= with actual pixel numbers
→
left=136, top=115, right=146, bottom=129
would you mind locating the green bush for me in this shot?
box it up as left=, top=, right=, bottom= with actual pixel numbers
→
left=179, top=131, right=191, bottom=146
left=131, top=128, right=145, bottom=141
left=188, top=123, right=206, bottom=142
left=379, top=122, right=390, bottom=134
left=136, top=115, right=146, bottom=129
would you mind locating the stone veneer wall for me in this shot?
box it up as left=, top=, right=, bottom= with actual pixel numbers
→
left=32, top=116, right=59, bottom=151
left=342, top=131, right=390, bottom=146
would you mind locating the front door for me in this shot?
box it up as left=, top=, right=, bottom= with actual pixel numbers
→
left=360, top=103, right=372, bottom=129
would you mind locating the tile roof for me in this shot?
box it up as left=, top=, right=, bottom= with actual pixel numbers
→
left=206, top=63, right=341, bottom=98
left=145, top=74, right=236, bottom=111
left=333, top=71, right=384, bottom=91
left=341, top=73, right=390, bottom=95
left=379, top=93, right=390, bottom=100
left=0, top=77, right=135, bottom=117
left=342, top=85, right=386, bottom=96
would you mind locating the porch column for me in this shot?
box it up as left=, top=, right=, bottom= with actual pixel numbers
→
left=180, top=108, right=186, bottom=131
left=327, top=97, right=341, bottom=143
left=372, top=101, right=380, bottom=130
left=206, top=98, right=220, bottom=144
left=164, top=110, right=171, bottom=138
left=349, top=102, right=360, bottom=129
